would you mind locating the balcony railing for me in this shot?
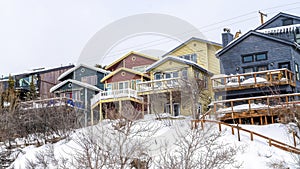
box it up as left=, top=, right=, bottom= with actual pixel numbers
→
left=212, top=68, right=296, bottom=91
left=137, top=77, right=181, bottom=92
left=91, top=88, right=143, bottom=106
left=19, top=97, right=84, bottom=110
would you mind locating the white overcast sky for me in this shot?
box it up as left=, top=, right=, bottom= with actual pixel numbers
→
left=0, top=0, right=300, bottom=77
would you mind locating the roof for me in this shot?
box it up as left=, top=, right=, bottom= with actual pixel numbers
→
left=50, top=79, right=101, bottom=93
left=216, top=30, right=300, bottom=57
left=255, top=12, right=300, bottom=30
left=6, top=65, right=75, bottom=78
left=58, top=64, right=110, bottom=81
left=162, top=37, right=222, bottom=58
left=101, top=67, right=150, bottom=82
left=105, top=51, right=159, bottom=70
left=146, top=56, right=213, bottom=76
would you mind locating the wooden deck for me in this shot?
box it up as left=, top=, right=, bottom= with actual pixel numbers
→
left=211, top=93, right=300, bottom=124
left=212, top=68, right=296, bottom=92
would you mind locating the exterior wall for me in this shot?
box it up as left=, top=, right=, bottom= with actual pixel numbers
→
left=73, top=66, right=106, bottom=90
left=219, top=35, right=293, bottom=75
left=108, top=53, right=157, bottom=71
left=39, top=67, right=72, bottom=99
left=166, top=40, right=222, bottom=75
left=106, top=71, right=143, bottom=83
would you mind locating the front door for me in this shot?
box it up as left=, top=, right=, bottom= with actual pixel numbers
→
left=173, top=103, right=180, bottom=116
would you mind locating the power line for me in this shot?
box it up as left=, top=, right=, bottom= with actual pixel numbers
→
left=83, top=2, right=300, bottom=63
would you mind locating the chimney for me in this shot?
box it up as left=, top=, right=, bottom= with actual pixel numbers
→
left=222, top=28, right=233, bottom=47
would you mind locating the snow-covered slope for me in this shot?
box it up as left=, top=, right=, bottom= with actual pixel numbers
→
left=9, top=115, right=299, bottom=169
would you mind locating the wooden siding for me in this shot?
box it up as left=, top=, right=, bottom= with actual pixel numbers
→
left=108, top=53, right=157, bottom=71
left=39, top=67, right=73, bottom=99
left=167, top=40, right=221, bottom=75
left=106, top=70, right=143, bottom=83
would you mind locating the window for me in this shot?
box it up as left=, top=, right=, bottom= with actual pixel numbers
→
left=179, top=53, right=197, bottom=63
left=242, top=55, right=253, bottom=63
left=132, top=65, right=148, bottom=73
left=165, top=71, right=179, bottom=79
left=257, top=65, right=268, bottom=71
left=296, top=28, right=300, bottom=44
left=296, top=63, right=300, bottom=81
left=282, top=18, right=293, bottom=26
left=118, top=81, right=129, bottom=90
left=256, top=53, right=267, bottom=61
left=243, top=67, right=254, bottom=73
left=242, top=53, right=267, bottom=63
left=278, top=62, right=291, bottom=70
left=107, top=83, right=112, bottom=91
left=154, top=73, right=161, bottom=80
left=81, top=75, right=97, bottom=85
left=182, top=69, right=188, bottom=79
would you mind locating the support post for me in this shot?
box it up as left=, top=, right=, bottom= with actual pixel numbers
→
left=99, top=103, right=102, bottom=121
left=170, top=91, right=173, bottom=116
left=218, top=123, right=222, bottom=132
left=237, top=127, right=241, bottom=141
left=231, top=127, right=234, bottom=135
left=91, top=108, right=94, bottom=126
left=147, top=94, right=150, bottom=114
left=293, top=132, right=297, bottom=147
left=119, top=100, right=122, bottom=118
left=250, top=132, right=253, bottom=141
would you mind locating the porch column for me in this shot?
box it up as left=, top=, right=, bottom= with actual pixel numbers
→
left=147, top=94, right=150, bottom=114
left=99, top=103, right=103, bottom=121
left=119, top=100, right=122, bottom=117
left=91, top=108, right=94, bottom=125
left=170, top=91, right=173, bottom=116
left=142, top=102, right=145, bottom=118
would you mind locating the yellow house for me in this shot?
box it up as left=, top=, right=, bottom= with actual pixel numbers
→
left=162, top=37, right=222, bottom=75
left=137, top=56, right=213, bottom=118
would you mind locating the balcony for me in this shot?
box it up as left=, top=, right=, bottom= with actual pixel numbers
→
left=212, top=68, right=296, bottom=92
left=91, top=88, right=143, bottom=106
left=137, top=77, right=181, bottom=92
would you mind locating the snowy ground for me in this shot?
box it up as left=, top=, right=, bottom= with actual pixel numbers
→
left=8, top=115, right=300, bottom=169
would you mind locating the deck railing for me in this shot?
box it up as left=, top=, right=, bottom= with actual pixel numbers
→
left=19, top=97, right=84, bottom=110
left=212, top=68, right=296, bottom=91
left=213, top=93, right=300, bottom=114
left=137, top=77, right=181, bottom=92
left=91, top=88, right=143, bottom=106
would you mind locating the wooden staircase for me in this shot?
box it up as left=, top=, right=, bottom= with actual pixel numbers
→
left=191, top=119, right=300, bottom=154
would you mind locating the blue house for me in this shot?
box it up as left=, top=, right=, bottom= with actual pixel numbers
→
left=50, top=64, right=109, bottom=126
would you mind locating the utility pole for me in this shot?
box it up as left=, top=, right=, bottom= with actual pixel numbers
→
left=259, top=11, right=267, bottom=24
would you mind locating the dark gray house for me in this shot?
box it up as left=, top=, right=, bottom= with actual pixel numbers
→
left=215, top=12, right=300, bottom=100
left=50, top=64, right=109, bottom=126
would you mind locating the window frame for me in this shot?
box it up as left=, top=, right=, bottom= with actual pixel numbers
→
left=295, top=63, right=300, bottom=81
left=255, top=53, right=267, bottom=61
left=242, top=55, right=254, bottom=63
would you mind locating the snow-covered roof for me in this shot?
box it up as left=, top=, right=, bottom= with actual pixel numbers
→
left=146, top=55, right=213, bottom=75
left=256, top=24, right=300, bottom=34
left=50, top=79, right=101, bottom=93
left=57, top=64, right=110, bottom=81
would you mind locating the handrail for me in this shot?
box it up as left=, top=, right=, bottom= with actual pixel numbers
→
left=91, top=88, right=143, bottom=106
left=212, top=68, right=296, bottom=90
left=191, top=119, right=300, bottom=154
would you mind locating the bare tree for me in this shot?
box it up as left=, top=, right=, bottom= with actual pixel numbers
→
left=156, top=123, right=242, bottom=169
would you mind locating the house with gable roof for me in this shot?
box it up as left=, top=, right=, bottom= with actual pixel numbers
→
left=211, top=12, right=300, bottom=124
left=162, top=37, right=222, bottom=75
left=137, top=55, right=213, bottom=118
left=90, top=51, right=159, bottom=123
left=50, top=64, right=109, bottom=126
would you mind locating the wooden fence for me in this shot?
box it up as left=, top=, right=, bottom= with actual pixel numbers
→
left=191, top=119, right=300, bottom=154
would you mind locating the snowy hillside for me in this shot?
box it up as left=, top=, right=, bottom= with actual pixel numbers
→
left=8, top=115, right=300, bottom=169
